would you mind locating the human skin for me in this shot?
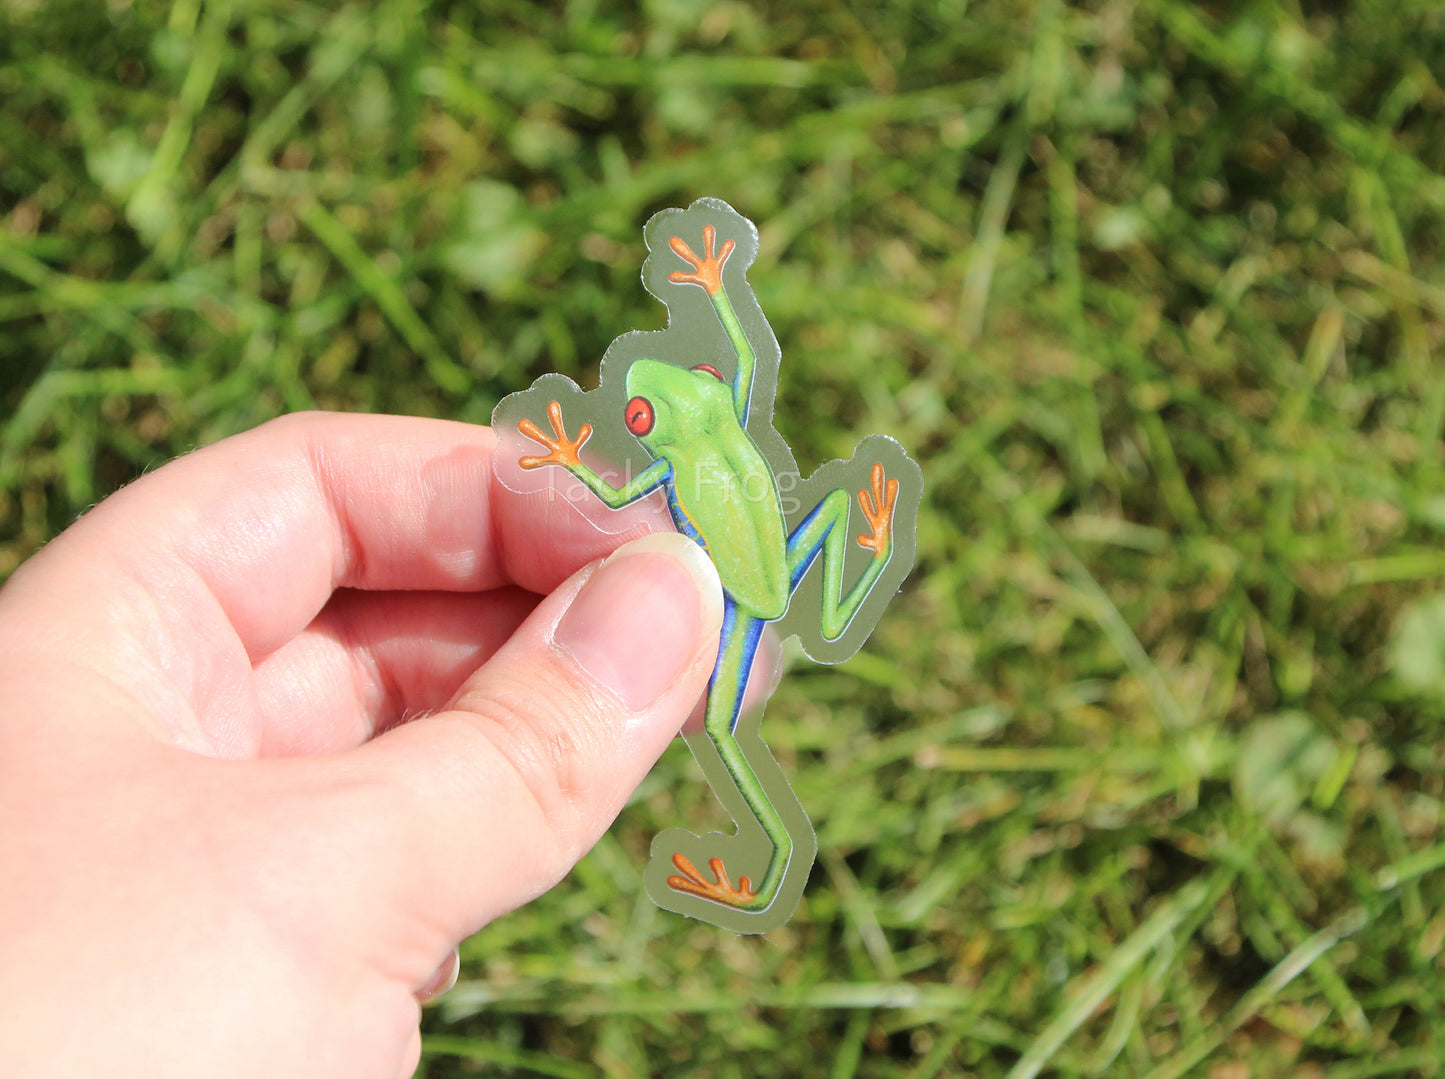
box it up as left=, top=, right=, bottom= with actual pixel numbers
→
left=0, top=411, right=725, bottom=1079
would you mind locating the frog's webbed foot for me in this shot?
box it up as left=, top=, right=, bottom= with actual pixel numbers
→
left=856, top=461, right=900, bottom=556
left=667, top=852, right=759, bottom=908
left=667, top=225, right=734, bottom=296
left=518, top=400, right=592, bottom=470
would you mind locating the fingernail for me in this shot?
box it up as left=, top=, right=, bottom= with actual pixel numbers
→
left=414, top=948, right=460, bottom=1004
left=553, top=533, right=722, bottom=710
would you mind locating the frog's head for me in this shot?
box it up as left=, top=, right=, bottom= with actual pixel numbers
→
left=622, top=359, right=735, bottom=451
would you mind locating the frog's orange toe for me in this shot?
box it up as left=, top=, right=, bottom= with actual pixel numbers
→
left=517, top=401, right=591, bottom=469
left=856, top=462, right=899, bottom=554
left=667, top=853, right=758, bottom=907
left=666, top=227, right=734, bottom=295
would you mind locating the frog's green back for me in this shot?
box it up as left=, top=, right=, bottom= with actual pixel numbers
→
left=669, top=438, right=789, bottom=619
left=626, top=359, right=790, bottom=619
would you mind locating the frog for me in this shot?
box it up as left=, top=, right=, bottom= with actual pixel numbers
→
left=502, top=202, right=919, bottom=932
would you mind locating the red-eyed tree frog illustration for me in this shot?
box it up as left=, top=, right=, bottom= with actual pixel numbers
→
left=492, top=198, right=920, bottom=933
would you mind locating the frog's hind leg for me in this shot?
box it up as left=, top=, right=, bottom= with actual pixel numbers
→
left=648, top=599, right=815, bottom=928
left=786, top=463, right=898, bottom=640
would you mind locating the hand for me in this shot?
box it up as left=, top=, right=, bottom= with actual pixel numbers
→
left=0, top=412, right=724, bottom=1079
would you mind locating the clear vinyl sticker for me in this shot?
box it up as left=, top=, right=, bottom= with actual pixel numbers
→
left=492, top=197, right=922, bottom=933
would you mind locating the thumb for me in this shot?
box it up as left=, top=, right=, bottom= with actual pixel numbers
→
left=331, top=531, right=723, bottom=945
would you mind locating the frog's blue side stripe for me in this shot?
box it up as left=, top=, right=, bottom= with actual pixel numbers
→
left=713, top=595, right=767, bottom=733
left=784, top=497, right=832, bottom=591
left=663, top=474, right=710, bottom=552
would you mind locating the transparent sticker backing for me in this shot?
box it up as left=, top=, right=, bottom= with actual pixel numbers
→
left=492, top=197, right=922, bottom=933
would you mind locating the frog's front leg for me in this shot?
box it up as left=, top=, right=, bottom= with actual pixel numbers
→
left=667, top=225, right=757, bottom=425
left=518, top=399, right=671, bottom=507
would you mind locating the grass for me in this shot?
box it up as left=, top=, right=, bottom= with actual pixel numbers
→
left=4, top=0, right=1445, bottom=1075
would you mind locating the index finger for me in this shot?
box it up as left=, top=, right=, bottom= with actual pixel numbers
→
left=5, top=412, right=668, bottom=660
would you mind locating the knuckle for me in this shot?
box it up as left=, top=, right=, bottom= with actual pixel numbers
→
left=449, top=673, right=612, bottom=860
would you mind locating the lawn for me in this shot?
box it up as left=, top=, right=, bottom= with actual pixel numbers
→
left=4, top=1, right=1445, bottom=1075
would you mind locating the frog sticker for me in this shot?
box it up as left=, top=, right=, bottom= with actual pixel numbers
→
left=492, top=197, right=921, bottom=933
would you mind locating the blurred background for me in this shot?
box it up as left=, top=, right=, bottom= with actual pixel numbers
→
left=4, top=1, right=1445, bottom=1075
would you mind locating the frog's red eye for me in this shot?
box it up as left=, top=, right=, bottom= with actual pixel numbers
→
left=692, top=364, right=725, bottom=381
left=624, top=395, right=655, bottom=436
